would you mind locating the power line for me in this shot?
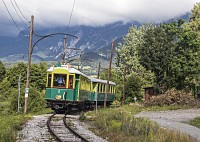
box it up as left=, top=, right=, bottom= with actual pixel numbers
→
left=13, top=0, right=29, bottom=22
left=66, top=0, right=76, bottom=32
left=2, top=0, right=27, bottom=35
left=13, top=0, right=49, bottom=50
left=10, top=0, right=29, bottom=27
left=12, top=0, right=53, bottom=53
left=12, top=0, right=71, bottom=60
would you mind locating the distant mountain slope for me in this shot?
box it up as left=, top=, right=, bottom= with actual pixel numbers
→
left=0, top=21, right=140, bottom=61
left=0, top=12, right=191, bottom=70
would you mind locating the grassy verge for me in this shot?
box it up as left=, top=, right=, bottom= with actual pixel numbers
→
left=82, top=104, right=193, bottom=142
left=32, top=108, right=53, bottom=115
left=142, top=104, right=192, bottom=111
left=0, top=114, right=32, bottom=142
left=0, top=108, right=51, bottom=142
left=188, top=117, right=200, bottom=128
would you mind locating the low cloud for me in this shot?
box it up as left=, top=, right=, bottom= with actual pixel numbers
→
left=0, top=0, right=200, bottom=36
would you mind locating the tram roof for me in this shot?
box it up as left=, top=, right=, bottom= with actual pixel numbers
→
left=47, top=65, right=116, bottom=85
left=89, top=78, right=116, bottom=85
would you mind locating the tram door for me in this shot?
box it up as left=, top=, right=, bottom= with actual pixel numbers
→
left=73, top=74, right=79, bottom=101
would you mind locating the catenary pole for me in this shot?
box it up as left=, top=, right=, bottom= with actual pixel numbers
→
left=104, top=40, right=114, bottom=108
left=24, top=15, right=34, bottom=114
left=62, top=35, right=67, bottom=65
left=122, top=65, right=126, bottom=105
left=95, top=61, right=101, bottom=114
left=18, top=74, right=21, bottom=112
left=97, top=61, right=101, bottom=79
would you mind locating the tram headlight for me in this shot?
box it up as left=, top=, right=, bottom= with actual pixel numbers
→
left=55, top=95, right=61, bottom=100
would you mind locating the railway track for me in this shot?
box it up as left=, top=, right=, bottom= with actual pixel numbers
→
left=47, top=113, right=93, bottom=142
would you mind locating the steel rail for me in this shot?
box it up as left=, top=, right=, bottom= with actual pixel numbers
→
left=63, top=115, right=90, bottom=142
left=47, top=113, right=63, bottom=142
left=47, top=113, right=89, bottom=142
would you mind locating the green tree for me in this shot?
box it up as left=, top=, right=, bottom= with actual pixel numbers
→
left=125, top=73, right=143, bottom=102
left=116, top=26, right=144, bottom=74
left=116, top=25, right=155, bottom=102
left=138, top=21, right=186, bottom=92
left=0, top=61, right=6, bottom=82
left=169, top=25, right=200, bottom=90
left=187, top=2, right=200, bottom=88
left=189, top=2, right=200, bottom=33
left=6, top=62, right=47, bottom=91
left=30, top=62, right=47, bottom=91
left=0, top=62, right=47, bottom=114
left=6, top=62, right=26, bottom=88
left=0, top=77, right=15, bottom=114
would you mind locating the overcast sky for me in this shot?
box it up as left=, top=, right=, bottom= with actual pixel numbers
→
left=0, top=0, right=200, bottom=37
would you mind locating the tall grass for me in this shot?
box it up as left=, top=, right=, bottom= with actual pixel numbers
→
left=84, top=105, right=193, bottom=142
left=0, top=114, right=31, bottom=142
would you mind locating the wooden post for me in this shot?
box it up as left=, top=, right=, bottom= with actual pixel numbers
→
left=18, top=74, right=21, bottom=112
left=104, top=40, right=114, bottom=108
left=62, top=35, right=67, bottom=65
left=24, top=15, right=34, bottom=114
left=122, top=65, right=126, bottom=105
left=97, top=61, right=101, bottom=79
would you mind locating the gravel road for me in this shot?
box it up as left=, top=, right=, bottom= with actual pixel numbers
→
left=135, top=109, right=200, bottom=141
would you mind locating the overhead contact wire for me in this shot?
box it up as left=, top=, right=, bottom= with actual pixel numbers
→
left=10, top=0, right=29, bottom=27
left=2, top=0, right=27, bottom=35
left=13, top=0, right=29, bottom=22
left=66, top=0, right=76, bottom=32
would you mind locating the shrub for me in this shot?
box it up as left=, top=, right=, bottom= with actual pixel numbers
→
left=125, top=73, right=143, bottom=102
left=10, top=87, right=46, bottom=113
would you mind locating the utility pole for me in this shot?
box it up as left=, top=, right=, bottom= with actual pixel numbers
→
left=122, top=65, right=126, bottom=105
left=24, top=15, right=34, bottom=114
left=95, top=61, right=101, bottom=114
left=104, top=40, right=114, bottom=108
left=18, top=74, right=21, bottom=112
left=97, top=61, right=101, bottom=79
left=62, top=35, right=67, bottom=65
left=78, top=51, right=82, bottom=70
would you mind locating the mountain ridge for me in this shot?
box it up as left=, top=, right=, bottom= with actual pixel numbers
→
left=0, top=13, right=190, bottom=67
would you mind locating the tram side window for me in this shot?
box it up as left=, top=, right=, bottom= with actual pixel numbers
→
left=100, top=84, right=103, bottom=93
left=68, top=75, right=74, bottom=89
left=98, top=84, right=100, bottom=92
left=54, top=74, right=66, bottom=87
left=47, top=74, right=52, bottom=87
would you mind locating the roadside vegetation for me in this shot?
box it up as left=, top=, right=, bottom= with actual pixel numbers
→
left=81, top=87, right=200, bottom=142
left=0, top=115, right=31, bottom=142
left=0, top=61, right=49, bottom=142
left=82, top=105, right=193, bottom=142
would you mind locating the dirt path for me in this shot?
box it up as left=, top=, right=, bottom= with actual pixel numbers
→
left=135, top=109, right=200, bottom=141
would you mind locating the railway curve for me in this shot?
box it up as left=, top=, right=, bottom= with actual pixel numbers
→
left=17, top=113, right=106, bottom=142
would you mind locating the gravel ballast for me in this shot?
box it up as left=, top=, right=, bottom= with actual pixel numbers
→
left=17, top=114, right=106, bottom=142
